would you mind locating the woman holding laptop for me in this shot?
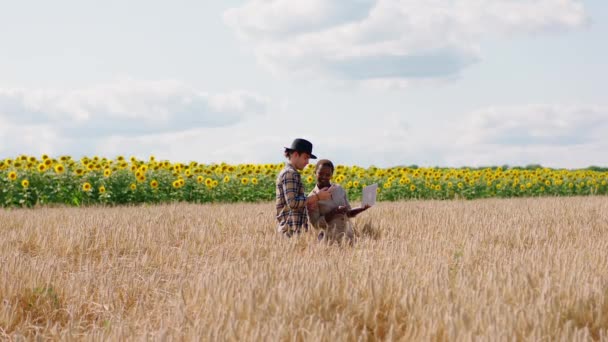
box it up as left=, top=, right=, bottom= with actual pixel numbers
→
left=307, top=159, right=371, bottom=245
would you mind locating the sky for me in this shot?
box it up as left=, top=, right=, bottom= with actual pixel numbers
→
left=0, top=0, right=606, bottom=168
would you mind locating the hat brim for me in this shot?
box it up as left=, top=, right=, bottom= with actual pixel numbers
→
left=284, top=147, right=317, bottom=159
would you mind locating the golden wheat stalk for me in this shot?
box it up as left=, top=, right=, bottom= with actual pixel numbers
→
left=1, top=197, right=607, bottom=340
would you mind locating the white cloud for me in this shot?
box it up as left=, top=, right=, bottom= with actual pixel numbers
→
left=279, top=104, right=608, bottom=168
left=225, top=0, right=587, bottom=82
left=0, top=80, right=271, bottom=159
left=443, top=104, right=608, bottom=167
left=98, top=131, right=287, bottom=165
left=2, top=85, right=606, bottom=168
left=225, top=0, right=375, bottom=39
left=0, top=121, right=68, bottom=157
left=0, top=80, right=269, bottom=138
left=460, top=104, right=606, bottom=146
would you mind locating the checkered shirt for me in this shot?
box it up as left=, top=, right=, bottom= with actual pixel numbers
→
left=275, top=163, right=308, bottom=234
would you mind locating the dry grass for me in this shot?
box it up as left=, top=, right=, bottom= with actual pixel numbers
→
left=1, top=197, right=608, bottom=341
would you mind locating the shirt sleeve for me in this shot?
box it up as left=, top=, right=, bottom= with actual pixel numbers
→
left=307, top=205, right=321, bottom=229
left=333, top=185, right=351, bottom=210
left=282, top=170, right=306, bottom=210
left=307, top=189, right=327, bottom=229
left=308, top=207, right=328, bottom=229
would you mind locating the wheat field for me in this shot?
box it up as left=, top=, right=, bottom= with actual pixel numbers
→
left=1, top=197, right=607, bottom=341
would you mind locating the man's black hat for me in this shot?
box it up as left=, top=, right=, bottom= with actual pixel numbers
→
left=284, top=138, right=317, bottom=159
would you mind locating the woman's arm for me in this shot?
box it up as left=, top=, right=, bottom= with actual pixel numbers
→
left=282, top=171, right=306, bottom=210
left=308, top=204, right=328, bottom=229
left=347, top=204, right=371, bottom=218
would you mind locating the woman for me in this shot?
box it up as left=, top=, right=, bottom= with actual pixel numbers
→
left=276, top=138, right=332, bottom=237
left=307, top=159, right=370, bottom=245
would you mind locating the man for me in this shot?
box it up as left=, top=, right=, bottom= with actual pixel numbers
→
left=275, top=138, right=331, bottom=237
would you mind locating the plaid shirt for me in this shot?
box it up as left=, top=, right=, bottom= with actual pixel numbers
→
left=275, top=163, right=308, bottom=234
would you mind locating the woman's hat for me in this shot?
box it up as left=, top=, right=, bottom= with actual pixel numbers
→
left=284, top=138, right=317, bottom=159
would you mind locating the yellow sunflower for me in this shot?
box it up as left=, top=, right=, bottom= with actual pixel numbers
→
left=21, top=179, right=29, bottom=188
left=8, top=171, right=17, bottom=181
left=150, top=180, right=159, bottom=188
left=82, top=182, right=92, bottom=192
left=54, top=164, right=65, bottom=174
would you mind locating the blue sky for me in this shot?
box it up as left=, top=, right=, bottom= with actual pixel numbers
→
left=0, top=0, right=606, bottom=167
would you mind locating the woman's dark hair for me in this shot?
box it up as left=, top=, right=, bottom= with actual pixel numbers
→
left=284, top=149, right=294, bottom=159
left=315, top=159, right=334, bottom=173
left=284, top=148, right=302, bottom=159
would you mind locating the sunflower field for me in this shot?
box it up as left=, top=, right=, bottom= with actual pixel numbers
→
left=1, top=155, right=607, bottom=207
